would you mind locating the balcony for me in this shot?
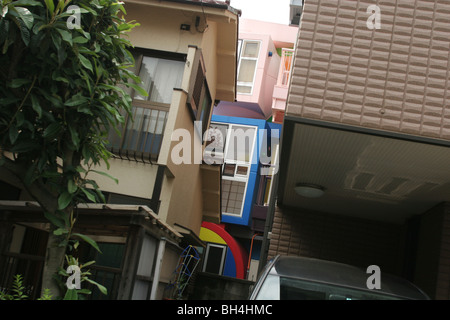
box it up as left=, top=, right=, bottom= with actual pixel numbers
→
left=272, top=48, right=294, bottom=124
left=108, top=102, right=169, bottom=163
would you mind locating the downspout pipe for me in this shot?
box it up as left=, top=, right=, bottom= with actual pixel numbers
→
left=150, top=237, right=167, bottom=300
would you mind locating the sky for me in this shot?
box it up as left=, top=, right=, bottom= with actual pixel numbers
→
left=229, top=0, right=292, bottom=25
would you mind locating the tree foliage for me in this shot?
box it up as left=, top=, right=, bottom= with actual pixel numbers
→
left=0, top=0, right=143, bottom=298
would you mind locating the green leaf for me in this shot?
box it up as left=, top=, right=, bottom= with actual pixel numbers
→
left=90, top=169, right=119, bottom=184
left=76, top=289, right=92, bottom=295
left=72, top=233, right=102, bottom=253
left=85, top=278, right=107, bottom=295
left=64, top=95, right=88, bottom=107
left=9, top=78, right=31, bottom=88
left=9, top=126, right=19, bottom=144
left=80, top=260, right=96, bottom=269
left=73, top=36, right=88, bottom=44
left=44, top=211, right=66, bottom=229
left=44, top=0, right=55, bottom=15
left=56, top=28, right=72, bottom=45
left=75, top=166, right=87, bottom=174
left=19, top=21, right=31, bottom=45
left=63, top=288, right=78, bottom=300
left=15, top=7, right=34, bottom=29
left=12, top=0, right=43, bottom=7
left=68, top=124, right=80, bottom=148
left=95, top=188, right=106, bottom=203
left=58, top=191, right=73, bottom=210
left=53, top=227, right=68, bottom=236
left=126, top=82, right=148, bottom=98
left=80, top=187, right=96, bottom=202
left=78, top=54, right=93, bottom=72
left=30, top=94, right=42, bottom=118
left=67, top=179, right=77, bottom=194
left=43, top=122, right=62, bottom=139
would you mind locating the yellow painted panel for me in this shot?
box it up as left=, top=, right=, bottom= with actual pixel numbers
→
left=199, top=227, right=226, bottom=245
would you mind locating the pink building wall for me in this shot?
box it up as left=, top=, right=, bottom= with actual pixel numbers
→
left=214, top=19, right=298, bottom=120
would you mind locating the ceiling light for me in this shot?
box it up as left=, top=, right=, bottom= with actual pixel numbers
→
left=294, top=184, right=325, bottom=198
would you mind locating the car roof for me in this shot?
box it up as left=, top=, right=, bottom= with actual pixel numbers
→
left=269, top=255, right=429, bottom=300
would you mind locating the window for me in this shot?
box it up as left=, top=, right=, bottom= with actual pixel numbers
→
left=78, top=242, right=125, bottom=300
left=225, top=125, right=256, bottom=164
left=205, top=122, right=257, bottom=217
left=108, top=49, right=185, bottom=161
left=222, top=180, right=246, bottom=216
left=187, top=47, right=213, bottom=141
left=237, top=40, right=261, bottom=94
left=204, top=123, right=228, bottom=164
left=256, top=172, right=272, bottom=206
left=202, top=243, right=227, bottom=275
left=132, top=235, right=158, bottom=300
left=135, top=55, right=185, bottom=104
left=254, top=275, right=404, bottom=300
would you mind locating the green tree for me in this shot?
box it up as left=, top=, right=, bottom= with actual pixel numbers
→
left=0, top=0, right=144, bottom=298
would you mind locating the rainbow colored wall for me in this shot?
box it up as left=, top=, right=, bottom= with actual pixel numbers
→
left=200, top=222, right=248, bottom=279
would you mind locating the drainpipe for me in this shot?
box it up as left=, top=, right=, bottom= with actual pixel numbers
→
left=150, top=166, right=165, bottom=214
left=247, top=233, right=261, bottom=280
left=150, top=237, right=166, bottom=300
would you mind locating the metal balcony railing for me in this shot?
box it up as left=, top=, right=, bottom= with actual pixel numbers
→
left=108, top=102, right=169, bottom=163
left=277, top=48, right=295, bottom=87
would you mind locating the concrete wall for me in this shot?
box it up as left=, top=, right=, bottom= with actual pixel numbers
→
left=189, top=272, right=254, bottom=300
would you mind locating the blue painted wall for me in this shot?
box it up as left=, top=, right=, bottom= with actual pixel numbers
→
left=210, top=115, right=281, bottom=227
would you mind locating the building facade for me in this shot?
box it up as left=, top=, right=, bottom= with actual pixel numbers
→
left=198, top=18, right=296, bottom=281
left=0, top=0, right=239, bottom=300
left=264, top=0, right=450, bottom=299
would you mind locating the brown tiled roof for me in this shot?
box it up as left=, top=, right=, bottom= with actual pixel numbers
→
left=162, top=0, right=241, bottom=16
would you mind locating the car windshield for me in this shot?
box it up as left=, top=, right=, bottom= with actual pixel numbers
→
left=255, top=275, right=405, bottom=300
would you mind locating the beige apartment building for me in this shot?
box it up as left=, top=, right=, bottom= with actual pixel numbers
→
left=263, top=0, right=450, bottom=299
left=0, top=0, right=239, bottom=300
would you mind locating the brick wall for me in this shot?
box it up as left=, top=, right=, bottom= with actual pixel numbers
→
left=268, top=205, right=405, bottom=276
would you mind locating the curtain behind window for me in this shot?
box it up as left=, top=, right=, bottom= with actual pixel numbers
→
left=135, top=57, right=185, bottom=104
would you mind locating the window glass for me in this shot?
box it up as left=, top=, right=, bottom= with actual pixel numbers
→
left=135, top=56, right=185, bottom=104
left=107, top=51, right=184, bottom=161
left=237, top=40, right=260, bottom=94
left=203, top=244, right=226, bottom=275
left=237, top=59, right=257, bottom=83
left=222, top=180, right=246, bottom=216
left=242, top=41, right=260, bottom=58
left=278, top=277, right=402, bottom=300
left=225, top=125, right=256, bottom=163
left=204, top=123, right=228, bottom=164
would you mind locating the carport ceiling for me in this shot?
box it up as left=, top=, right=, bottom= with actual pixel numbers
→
left=278, top=122, right=450, bottom=224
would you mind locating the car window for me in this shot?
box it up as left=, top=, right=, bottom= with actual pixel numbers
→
left=278, top=277, right=403, bottom=300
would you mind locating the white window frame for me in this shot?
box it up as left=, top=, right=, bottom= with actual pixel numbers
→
left=220, top=123, right=257, bottom=218
left=236, top=40, right=261, bottom=95
left=202, top=243, right=227, bottom=275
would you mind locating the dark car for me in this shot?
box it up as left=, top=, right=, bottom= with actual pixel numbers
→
left=249, top=255, right=430, bottom=300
